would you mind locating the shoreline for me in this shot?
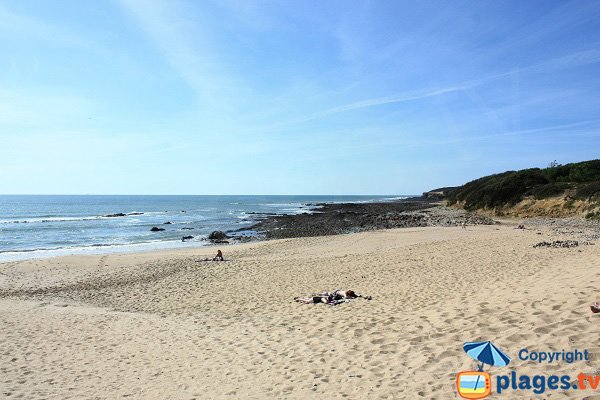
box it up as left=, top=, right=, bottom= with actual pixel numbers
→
left=0, top=196, right=442, bottom=262
left=3, top=193, right=598, bottom=263
left=0, top=195, right=411, bottom=263
left=1, top=195, right=406, bottom=263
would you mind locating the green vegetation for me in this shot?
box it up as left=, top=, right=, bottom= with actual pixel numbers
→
left=530, top=182, right=572, bottom=200
left=585, top=211, right=599, bottom=219
left=575, top=181, right=600, bottom=200
left=445, top=160, right=600, bottom=210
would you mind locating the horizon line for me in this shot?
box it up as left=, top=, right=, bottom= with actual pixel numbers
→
left=0, top=193, right=418, bottom=196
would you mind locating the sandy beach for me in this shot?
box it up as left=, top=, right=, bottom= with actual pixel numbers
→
left=1, top=221, right=599, bottom=399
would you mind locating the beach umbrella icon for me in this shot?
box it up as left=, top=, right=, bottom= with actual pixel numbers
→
left=463, top=341, right=511, bottom=370
left=462, top=341, right=510, bottom=396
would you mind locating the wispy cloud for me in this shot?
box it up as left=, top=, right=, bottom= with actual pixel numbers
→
left=280, top=120, right=600, bottom=165
left=481, top=1, right=600, bottom=61
left=288, top=85, right=471, bottom=124
left=410, top=120, right=599, bottom=148
left=116, top=0, right=238, bottom=108
left=279, top=46, right=600, bottom=127
left=523, top=47, right=600, bottom=73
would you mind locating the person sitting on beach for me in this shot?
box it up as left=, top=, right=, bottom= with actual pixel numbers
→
left=199, top=249, right=225, bottom=262
left=212, top=249, right=224, bottom=261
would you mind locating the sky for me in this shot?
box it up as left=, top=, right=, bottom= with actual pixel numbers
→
left=1, top=0, right=600, bottom=195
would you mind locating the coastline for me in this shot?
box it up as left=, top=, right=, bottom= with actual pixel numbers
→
left=241, top=197, right=497, bottom=239
left=2, top=193, right=596, bottom=263
left=1, top=220, right=599, bottom=398
left=0, top=195, right=410, bottom=262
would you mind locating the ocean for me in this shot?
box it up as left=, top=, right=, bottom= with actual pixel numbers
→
left=0, top=195, right=407, bottom=261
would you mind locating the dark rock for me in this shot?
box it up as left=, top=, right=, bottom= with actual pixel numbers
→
left=150, top=227, right=165, bottom=232
left=181, top=235, right=194, bottom=241
left=212, top=239, right=229, bottom=244
left=128, top=212, right=144, bottom=216
left=208, top=231, right=229, bottom=240
left=181, top=227, right=195, bottom=230
left=240, top=197, right=498, bottom=240
left=163, top=221, right=172, bottom=224
left=534, top=240, right=580, bottom=248
left=104, top=213, right=126, bottom=218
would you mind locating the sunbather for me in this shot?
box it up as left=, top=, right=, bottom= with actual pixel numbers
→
left=294, top=289, right=371, bottom=305
left=198, top=249, right=225, bottom=262
left=213, top=249, right=224, bottom=261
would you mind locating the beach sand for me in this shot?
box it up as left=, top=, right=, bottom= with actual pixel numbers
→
left=1, top=223, right=599, bottom=399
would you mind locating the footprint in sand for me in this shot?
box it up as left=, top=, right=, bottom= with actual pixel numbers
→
left=98, top=255, right=108, bottom=267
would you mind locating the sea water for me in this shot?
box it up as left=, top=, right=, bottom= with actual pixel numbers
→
left=0, top=195, right=406, bottom=261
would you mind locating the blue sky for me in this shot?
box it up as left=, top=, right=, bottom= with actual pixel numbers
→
left=1, top=0, right=599, bottom=195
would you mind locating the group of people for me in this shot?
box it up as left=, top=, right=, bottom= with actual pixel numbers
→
left=295, top=289, right=372, bottom=306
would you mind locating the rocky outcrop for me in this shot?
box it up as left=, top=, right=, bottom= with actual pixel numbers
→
left=104, top=212, right=144, bottom=217
left=242, top=199, right=496, bottom=239
left=533, top=240, right=593, bottom=248
left=208, top=231, right=229, bottom=241
left=150, top=227, right=165, bottom=232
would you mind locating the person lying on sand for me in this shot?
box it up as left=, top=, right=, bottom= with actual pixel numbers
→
left=198, top=249, right=225, bottom=262
left=295, top=289, right=372, bottom=305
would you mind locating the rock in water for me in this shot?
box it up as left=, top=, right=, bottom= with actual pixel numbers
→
left=208, top=230, right=229, bottom=240
left=104, top=213, right=126, bottom=218
left=181, top=235, right=194, bottom=241
left=150, top=227, right=165, bottom=232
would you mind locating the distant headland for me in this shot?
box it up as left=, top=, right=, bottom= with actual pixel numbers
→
left=425, top=159, right=600, bottom=218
